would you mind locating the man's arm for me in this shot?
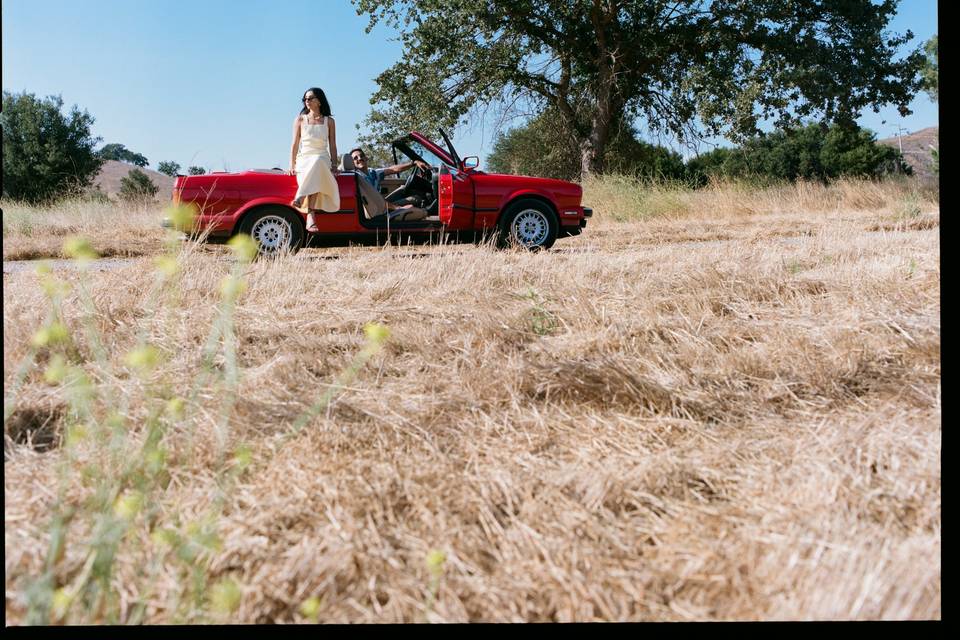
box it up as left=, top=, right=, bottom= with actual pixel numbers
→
left=382, top=159, right=431, bottom=176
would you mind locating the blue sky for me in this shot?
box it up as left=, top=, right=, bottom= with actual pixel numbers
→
left=3, top=0, right=938, bottom=172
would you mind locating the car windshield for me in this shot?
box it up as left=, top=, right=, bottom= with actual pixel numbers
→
left=400, top=138, right=455, bottom=170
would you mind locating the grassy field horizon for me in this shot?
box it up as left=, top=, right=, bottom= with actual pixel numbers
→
left=3, top=175, right=940, bottom=622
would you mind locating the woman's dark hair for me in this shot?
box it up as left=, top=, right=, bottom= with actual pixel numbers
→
left=300, top=87, right=331, bottom=117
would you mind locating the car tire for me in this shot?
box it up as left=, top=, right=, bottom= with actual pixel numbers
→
left=497, top=199, right=558, bottom=250
left=238, top=206, right=304, bottom=256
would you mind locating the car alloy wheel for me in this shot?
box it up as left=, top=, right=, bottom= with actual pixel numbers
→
left=511, top=209, right=550, bottom=247
left=251, top=215, right=293, bottom=254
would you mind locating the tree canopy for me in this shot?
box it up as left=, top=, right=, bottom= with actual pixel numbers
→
left=921, top=34, right=937, bottom=102
left=2, top=91, right=105, bottom=203
left=354, top=0, right=924, bottom=177
left=99, top=143, right=149, bottom=167
left=157, top=161, right=182, bottom=177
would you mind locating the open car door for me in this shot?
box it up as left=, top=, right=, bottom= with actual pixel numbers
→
left=433, top=129, right=473, bottom=230
left=437, top=164, right=474, bottom=230
left=403, top=130, right=474, bottom=230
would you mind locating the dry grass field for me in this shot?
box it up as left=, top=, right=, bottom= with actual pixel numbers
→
left=2, top=197, right=168, bottom=261
left=3, top=176, right=940, bottom=622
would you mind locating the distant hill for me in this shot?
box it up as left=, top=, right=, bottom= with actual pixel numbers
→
left=92, top=160, right=176, bottom=200
left=877, top=126, right=938, bottom=180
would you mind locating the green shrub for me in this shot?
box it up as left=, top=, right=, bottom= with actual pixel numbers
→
left=2, top=91, right=104, bottom=203
left=119, top=169, right=159, bottom=201
left=686, top=123, right=908, bottom=185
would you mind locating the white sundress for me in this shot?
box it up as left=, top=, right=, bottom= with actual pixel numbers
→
left=294, top=115, right=340, bottom=212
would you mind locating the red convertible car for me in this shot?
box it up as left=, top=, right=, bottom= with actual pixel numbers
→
left=168, top=130, right=591, bottom=254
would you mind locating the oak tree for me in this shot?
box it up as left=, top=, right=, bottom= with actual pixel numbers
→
left=157, top=161, right=182, bottom=177
left=354, top=0, right=924, bottom=177
left=99, top=143, right=149, bottom=167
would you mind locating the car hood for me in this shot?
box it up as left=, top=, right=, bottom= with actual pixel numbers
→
left=471, top=172, right=582, bottom=194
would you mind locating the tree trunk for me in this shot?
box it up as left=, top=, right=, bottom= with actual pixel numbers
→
left=580, top=136, right=605, bottom=178
left=579, top=85, right=616, bottom=178
left=579, top=0, right=620, bottom=178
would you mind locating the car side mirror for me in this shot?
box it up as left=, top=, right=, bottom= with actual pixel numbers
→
left=462, top=156, right=480, bottom=169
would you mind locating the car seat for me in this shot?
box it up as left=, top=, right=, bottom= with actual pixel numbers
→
left=340, top=153, right=429, bottom=222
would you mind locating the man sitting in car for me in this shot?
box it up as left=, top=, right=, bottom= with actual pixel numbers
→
left=349, top=147, right=430, bottom=209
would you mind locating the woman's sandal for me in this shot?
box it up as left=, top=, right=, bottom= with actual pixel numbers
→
left=305, top=212, right=319, bottom=233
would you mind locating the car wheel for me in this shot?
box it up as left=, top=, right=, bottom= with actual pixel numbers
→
left=497, top=199, right=558, bottom=250
left=239, top=206, right=304, bottom=256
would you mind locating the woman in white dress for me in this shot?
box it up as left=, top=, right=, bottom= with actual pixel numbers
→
left=288, top=87, right=340, bottom=232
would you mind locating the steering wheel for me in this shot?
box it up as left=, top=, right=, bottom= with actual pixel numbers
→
left=401, top=165, right=433, bottom=196
left=404, top=163, right=432, bottom=192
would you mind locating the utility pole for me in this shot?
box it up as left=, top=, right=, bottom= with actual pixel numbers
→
left=893, top=125, right=909, bottom=155
left=892, top=125, right=909, bottom=174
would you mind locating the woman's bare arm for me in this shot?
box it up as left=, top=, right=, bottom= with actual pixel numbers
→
left=289, top=116, right=301, bottom=174
left=327, top=117, right=338, bottom=171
